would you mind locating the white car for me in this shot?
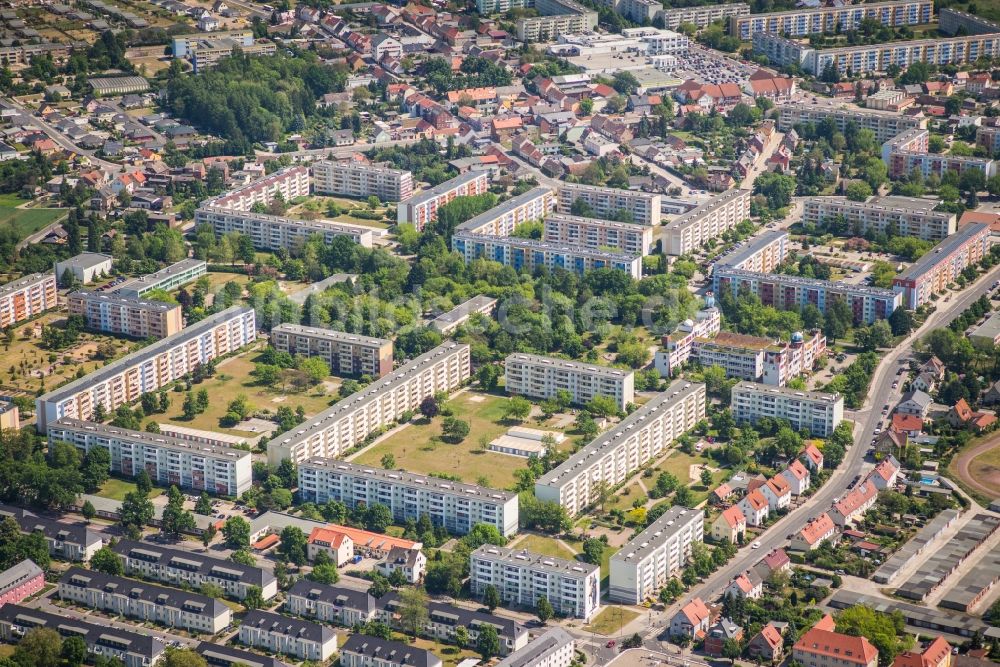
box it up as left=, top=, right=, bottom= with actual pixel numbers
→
left=751, top=541, right=761, bottom=549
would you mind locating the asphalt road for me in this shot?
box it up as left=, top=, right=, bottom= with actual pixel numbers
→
left=3, top=97, right=122, bottom=173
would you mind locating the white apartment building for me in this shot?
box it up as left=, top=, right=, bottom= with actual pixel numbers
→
left=455, top=187, right=557, bottom=236
left=505, top=353, right=635, bottom=411
left=714, top=230, right=789, bottom=273
left=111, top=540, right=278, bottom=602
left=557, top=183, right=661, bottom=226
left=429, top=295, right=498, bottom=335
left=496, top=627, right=575, bottom=667
left=312, top=161, right=414, bottom=202
left=544, top=213, right=653, bottom=256
left=730, top=0, right=933, bottom=40
left=517, top=10, right=598, bottom=41
left=271, top=323, right=393, bottom=378
left=0, top=273, right=57, bottom=328
left=58, top=567, right=232, bottom=635
left=658, top=2, right=748, bottom=29
left=341, top=635, right=441, bottom=667
left=471, top=545, right=601, bottom=620
left=267, top=342, right=470, bottom=464
left=803, top=196, right=956, bottom=242
left=298, top=458, right=519, bottom=536
left=731, top=381, right=844, bottom=438
left=195, top=206, right=375, bottom=251
left=451, top=233, right=643, bottom=279
left=397, top=172, right=490, bottom=231
left=35, top=306, right=257, bottom=433
left=661, top=189, right=752, bottom=256
left=48, top=418, right=253, bottom=497
left=686, top=332, right=771, bottom=382
left=776, top=105, right=925, bottom=144
left=535, top=381, right=706, bottom=515
left=239, top=610, right=336, bottom=662
left=655, top=305, right=722, bottom=377
left=609, top=506, right=704, bottom=604
left=68, top=290, right=183, bottom=339
left=114, top=259, right=207, bottom=299
left=211, top=166, right=310, bottom=212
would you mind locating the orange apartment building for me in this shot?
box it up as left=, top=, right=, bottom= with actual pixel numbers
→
left=68, top=290, right=183, bottom=339
left=0, top=273, right=57, bottom=328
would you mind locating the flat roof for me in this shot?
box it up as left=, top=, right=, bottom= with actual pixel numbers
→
left=558, top=182, right=658, bottom=201
left=716, top=229, right=787, bottom=268
left=895, top=223, right=989, bottom=282
left=301, top=457, right=516, bottom=503
left=39, top=306, right=253, bottom=405
left=733, top=380, right=841, bottom=404
left=272, top=323, right=390, bottom=349
left=404, top=171, right=485, bottom=208
left=0, top=273, right=50, bottom=298
left=314, top=160, right=409, bottom=177
left=58, top=252, right=113, bottom=269
left=970, top=315, right=1000, bottom=341
left=455, top=231, right=640, bottom=262
left=663, top=189, right=751, bottom=232
left=545, top=212, right=648, bottom=232
left=496, top=628, right=575, bottom=667
left=431, top=295, right=497, bottom=326
left=51, top=418, right=251, bottom=461
left=113, top=258, right=206, bottom=294
left=612, top=506, right=703, bottom=564
left=506, top=352, right=631, bottom=379
left=740, top=0, right=928, bottom=20
left=69, top=289, right=177, bottom=313
left=455, top=187, right=552, bottom=234
left=473, top=544, right=598, bottom=578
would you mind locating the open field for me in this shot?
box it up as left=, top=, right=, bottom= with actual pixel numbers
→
left=0, top=196, right=65, bottom=240
left=146, top=347, right=339, bottom=437
left=200, top=271, right=253, bottom=294
left=96, top=478, right=165, bottom=501
left=584, top=606, right=640, bottom=636
left=354, top=391, right=563, bottom=489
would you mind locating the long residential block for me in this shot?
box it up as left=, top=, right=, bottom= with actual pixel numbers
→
left=68, top=290, right=183, bottom=339
left=298, top=458, right=519, bottom=536
left=715, top=230, right=789, bottom=273
left=802, top=196, right=956, bottom=242
left=271, top=323, right=393, bottom=378
left=195, top=642, right=289, bottom=667
left=609, top=506, right=704, bottom=604
left=48, top=418, right=252, bottom=497
left=341, top=635, right=441, bottom=667
left=731, top=0, right=933, bottom=40
left=455, top=187, right=556, bottom=236
left=396, top=172, right=490, bottom=231
left=471, top=544, right=601, bottom=620
left=714, top=268, right=901, bottom=324
left=883, top=128, right=996, bottom=180
left=0, top=505, right=102, bottom=562
left=557, top=183, right=661, bottom=226
left=535, top=380, right=706, bottom=515
left=58, top=567, right=232, bottom=634
left=731, top=381, right=843, bottom=438
left=505, top=353, right=635, bottom=410
left=239, top=610, right=335, bottom=662
left=35, top=306, right=257, bottom=433
left=114, top=259, right=207, bottom=299
left=452, top=232, right=643, bottom=278
left=662, top=189, right=752, bottom=256
left=312, top=160, right=414, bottom=202
left=0, top=273, right=57, bottom=328
left=195, top=207, right=374, bottom=251
left=112, top=539, right=277, bottom=601
left=211, top=166, right=310, bottom=211
left=267, top=342, right=470, bottom=464
left=776, top=105, right=925, bottom=144
left=892, top=222, right=991, bottom=308
left=544, top=213, right=653, bottom=256
left=658, top=3, right=749, bottom=29
left=428, top=295, right=498, bottom=335
left=804, top=32, right=1000, bottom=77
left=516, top=2, right=598, bottom=42
left=0, top=604, right=164, bottom=667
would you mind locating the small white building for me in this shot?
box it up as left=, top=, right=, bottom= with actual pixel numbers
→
left=488, top=427, right=564, bottom=458
left=54, top=253, right=113, bottom=285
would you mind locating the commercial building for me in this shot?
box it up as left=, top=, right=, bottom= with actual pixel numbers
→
left=892, top=222, right=991, bottom=308
left=714, top=267, right=902, bottom=325
left=609, top=506, right=704, bottom=604
left=195, top=206, right=374, bottom=251
left=0, top=273, right=57, bottom=328
left=505, top=353, right=635, bottom=410
left=48, top=418, right=252, bottom=497
left=58, top=567, right=231, bottom=634
left=715, top=230, right=789, bottom=273
left=516, top=0, right=598, bottom=42
left=397, top=172, right=490, bottom=231
left=312, top=160, right=414, bottom=202
left=471, top=544, right=601, bottom=620
left=535, top=381, right=706, bottom=515
left=68, top=290, right=183, bottom=339
left=428, top=295, right=497, bottom=335
left=0, top=604, right=164, bottom=667
left=455, top=187, right=556, bottom=236
left=88, top=76, right=149, bottom=96
left=35, top=306, right=257, bottom=433
left=298, top=458, right=519, bottom=536
left=543, top=213, right=653, bottom=256
left=451, top=232, right=643, bottom=278
left=793, top=616, right=879, bottom=667
left=0, top=560, right=43, bottom=607
left=55, top=252, right=113, bottom=285
left=655, top=305, right=722, bottom=377
left=267, top=342, right=470, bottom=464
left=114, top=259, right=207, bottom=299
left=803, top=196, right=956, bottom=242
left=112, top=539, right=277, bottom=601
left=341, top=635, right=441, bottom=667
left=495, top=627, right=575, bottom=667
left=731, top=381, right=844, bottom=437
left=239, top=610, right=336, bottom=662
left=271, top=324, right=393, bottom=378
left=557, top=183, right=661, bottom=226
left=661, top=189, right=753, bottom=256
left=0, top=505, right=102, bottom=562
left=731, top=0, right=933, bottom=40
left=775, top=105, right=925, bottom=144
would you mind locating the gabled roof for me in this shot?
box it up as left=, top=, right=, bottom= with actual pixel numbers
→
left=768, top=475, right=791, bottom=496
left=680, top=597, right=710, bottom=626
left=894, top=638, right=952, bottom=667
left=719, top=505, right=745, bottom=529
left=743, top=489, right=768, bottom=511
left=731, top=573, right=755, bottom=593
left=794, top=624, right=879, bottom=666
left=833, top=481, right=878, bottom=517
left=756, top=623, right=783, bottom=650
left=785, top=459, right=809, bottom=481
left=892, top=413, right=923, bottom=432
left=798, top=513, right=836, bottom=545
left=803, top=444, right=823, bottom=466
left=952, top=398, right=974, bottom=422
left=870, top=456, right=899, bottom=483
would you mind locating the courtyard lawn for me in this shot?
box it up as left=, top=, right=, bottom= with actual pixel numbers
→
left=604, top=480, right=648, bottom=512
left=0, top=199, right=66, bottom=240
left=96, top=478, right=165, bottom=501
left=354, top=392, right=556, bottom=489
left=510, top=533, right=579, bottom=561
left=148, top=348, right=339, bottom=437
left=584, top=606, right=639, bottom=636
left=655, top=450, right=728, bottom=505
left=392, top=634, right=479, bottom=667
left=199, top=271, right=253, bottom=294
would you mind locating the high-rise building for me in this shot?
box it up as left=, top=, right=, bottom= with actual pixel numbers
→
left=892, top=222, right=991, bottom=308
left=68, top=290, right=183, bottom=339
left=504, top=353, right=635, bottom=410
left=543, top=213, right=653, bottom=256
left=312, top=161, right=414, bottom=202
left=0, top=273, right=57, bottom=328
left=396, top=172, right=490, bottom=231
left=558, top=184, right=661, bottom=226
left=662, top=189, right=752, bottom=256
left=731, top=381, right=844, bottom=437
left=271, top=324, right=393, bottom=378
left=731, top=0, right=933, bottom=40
left=455, top=187, right=556, bottom=236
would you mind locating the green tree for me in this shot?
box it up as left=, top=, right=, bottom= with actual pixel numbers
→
left=221, top=516, right=251, bottom=550
left=61, top=636, right=88, bottom=667
left=279, top=526, right=308, bottom=566
left=194, top=492, right=212, bottom=515
left=502, top=396, right=531, bottom=421
left=442, top=416, right=471, bottom=442
left=582, top=537, right=605, bottom=565
left=536, top=595, right=554, bottom=623
left=81, top=499, right=96, bottom=522
left=160, top=485, right=196, bottom=538
left=90, top=546, right=124, bottom=575
left=162, top=648, right=209, bottom=667
left=399, top=586, right=430, bottom=636
left=14, top=627, right=62, bottom=667
left=120, top=490, right=154, bottom=539
left=722, top=638, right=743, bottom=664
left=244, top=585, right=264, bottom=610
left=476, top=623, right=501, bottom=660
left=483, top=583, right=500, bottom=611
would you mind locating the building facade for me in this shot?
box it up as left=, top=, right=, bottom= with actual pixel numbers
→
left=495, top=627, right=575, bottom=667
left=271, top=324, right=393, bottom=378
left=775, top=105, right=924, bottom=144
left=340, top=635, right=441, bottom=667
left=397, top=172, right=490, bottom=231
left=0, top=560, right=43, bottom=607
left=195, top=207, right=374, bottom=251
left=298, top=458, right=519, bottom=536
left=892, top=222, right=991, bottom=308
left=543, top=213, right=653, bottom=256
left=731, top=381, right=844, bottom=437
left=0, top=273, right=57, bottom=328
left=802, top=196, right=956, bottom=242
left=505, top=353, right=635, bottom=410
left=239, top=611, right=336, bottom=662
left=452, top=232, right=643, bottom=278
left=455, top=187, right=556, bottom=236
left=0, top=505, right=102, bottom=562
left=68, top=290, right=183, bottom=339
left=661, top=189, right=753, bottom=256
left=557, top=183, right=661, bottom=226
left=312, top=161, right=414, bottom=202
left=114, top=259, right=207, bottom=299
left=731, top=0, right=933, bottom=40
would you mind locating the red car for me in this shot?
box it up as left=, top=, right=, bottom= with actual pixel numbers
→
left=606, top=641, right=616, bottom=649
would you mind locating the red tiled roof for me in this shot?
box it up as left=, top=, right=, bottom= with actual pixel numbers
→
left=804, top=444, right=823, bottom=466
left=893, top=638, right=952, bottom=667
left=744, top=489, right=768, bottom=511
left=308, top=525, right=419, bottom=552
left=758, top=623, right=783, bottom=650
left=892, top=413, right=923, bottom=432
left=720, top=505, right=745, bottom=529
left=681, top=597, right=711, bottom=626
left=786, top=459, right=809, bottom=481
left=953, top=399, right=973, bottom=422
left=799, top=513, right=836, bottom=545
left=795, top=626, right=879, bottom=666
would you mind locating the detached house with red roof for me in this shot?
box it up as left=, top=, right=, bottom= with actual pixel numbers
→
left=725, top=571, right=762, bottom=600
left=867, top=455, right=900, bottom=491
left=711, top=505, right=746, bottom=544
left=761, top=475, right=792, bottom=511
left=791, top=513, right=837, bottom=552
left=891, top=413, right=924, bottom=437
left=674, top=80, right=744, bottom=112
left=802, top=444, right=824, bottom=471
left=739, top=488, right=770, bottom=527
left=794, top=615, right=879, bottom=667
left=894, top=638, right=952, bottom=667
left=669, top=598, right=712, bottom=639
left=830, top=481, right=878, bottom=527
left=749, top=623, right=785, bottom=663
left=947, top=399, right=998, bottom=433
left=782, top=459, right=811, bottom=496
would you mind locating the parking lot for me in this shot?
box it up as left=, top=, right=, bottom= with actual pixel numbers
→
left=672, top=44, right=756, bottom=87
